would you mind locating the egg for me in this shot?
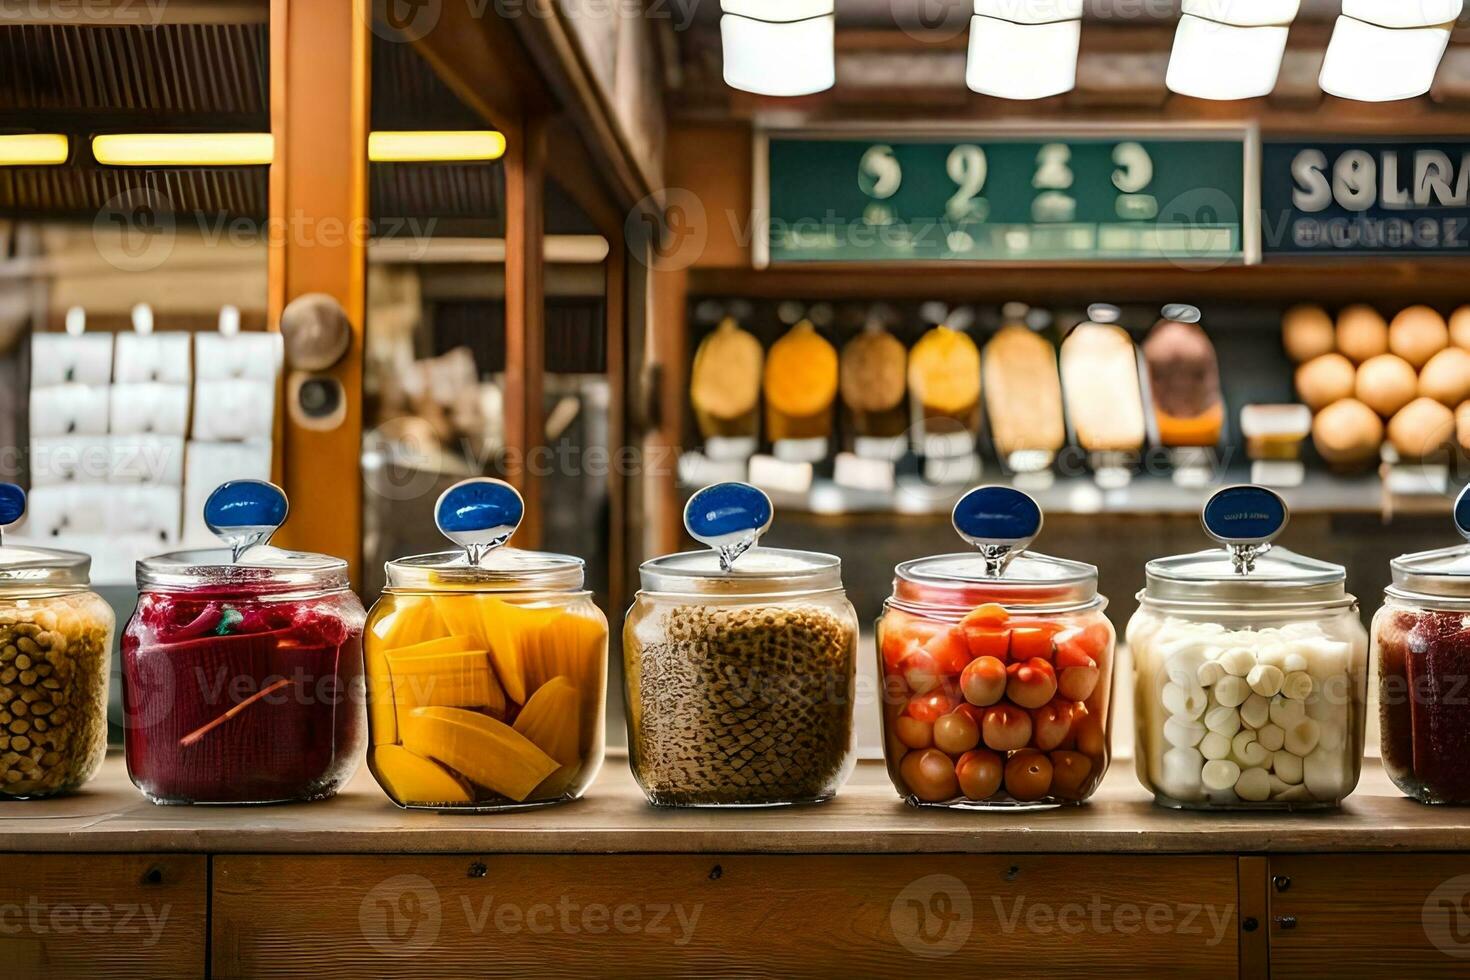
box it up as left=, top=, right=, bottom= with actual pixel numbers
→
left=933, top=709, right=981, bottom=755
left=1312, top=398, right=1384, bottom=466
left=1418, top=347, right=1470, bottom=407
left=1388, top=397, right=1455, bottom=460
left=1458, top=401, right=1470, bottom=451
left=955, top=749, right=1004, bottom=801
left=1336, top=305, right=1389, bottom=363
left=900, top=748, right=960, bottom=803
left=1354, top=354, right=1418, bottom=417
left=1296, top=353, right=1356, bottom=411
left=1450, top=306, right=1470, bottom=350
left=1004, top=750, right=1054, bottom=802
left=1282, top=305, right=1335, bottom=363
left=1389, top=306, right=1450, bottom=369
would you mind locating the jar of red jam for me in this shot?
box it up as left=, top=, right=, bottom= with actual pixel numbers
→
left=878, top=486, right=1114, bottom=808
left=121, top=481, right=366, bottom=804
left=1376, top=485, right=1470, bottom=804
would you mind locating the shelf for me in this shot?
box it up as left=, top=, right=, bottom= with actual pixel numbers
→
left=680, top=464, right=1451, bottom=519
left=6, top=752, right=1468, bottom=856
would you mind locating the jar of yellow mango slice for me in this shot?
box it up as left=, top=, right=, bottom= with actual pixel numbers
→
left=364, top=479, right=607, bottom=810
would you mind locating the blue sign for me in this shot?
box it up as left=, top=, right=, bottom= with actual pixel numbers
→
left=685, top=483, right=772, bottom=571
left=436, top=479, right=524, bottom=563
left=953, top=486, right=1043, bottom=549
left=0, top=484, right=24, bottom=527
left=205, top=480, right=288, bottom=561
left=1263, top=141, right=1470, bottom=255
left=1202, top=485, right=1288, bottom=545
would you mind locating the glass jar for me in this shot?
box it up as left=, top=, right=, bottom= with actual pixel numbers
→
left=363, top=479, right=607, bottom=810
left=1375, top=486, right=1470, bottom=804
left=121, top=481, right=366, bottom=804
left=624, top=483, right=858, bottom=807
left=0, top=485, right=113, bottom=798
left=1130, top=485, right=1367, bottom=810
left=878, top=486, right=1114, bottom=808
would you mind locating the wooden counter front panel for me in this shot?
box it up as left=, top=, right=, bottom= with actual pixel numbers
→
left=212, top=854, right=1238, bottom=978
left=0, top=854, right=205, bottom=980
left=1269, top=854, right=1470, bottom=978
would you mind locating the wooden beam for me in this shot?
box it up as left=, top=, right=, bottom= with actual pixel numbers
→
left=269, top=0, right=369, bottom=580
left=503, top=113, right=548, bottom=548
left=0, top=0, right=267, bottom=24
left=405, top=0, right=551, bottom=135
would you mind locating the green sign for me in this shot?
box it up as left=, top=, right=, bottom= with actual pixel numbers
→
left=758, top=133, right=1250, bottom=265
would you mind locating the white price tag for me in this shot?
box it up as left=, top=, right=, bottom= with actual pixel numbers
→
left=748, top=454, right=814, bottom=495
left=833, top=452, right=895, bottom=492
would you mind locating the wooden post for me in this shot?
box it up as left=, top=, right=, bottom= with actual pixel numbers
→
left=502, top=114, right=548, bottom=549
left=267, top=0, right=369, bottom=580
left=604, top=239, right=628, bottom=615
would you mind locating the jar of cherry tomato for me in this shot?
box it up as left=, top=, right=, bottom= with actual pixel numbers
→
left=121, top=481, right=366, bottom=805
left=878, top=486, right=1114, bottom=808
left=1376, top=485, right=1470, bottom=804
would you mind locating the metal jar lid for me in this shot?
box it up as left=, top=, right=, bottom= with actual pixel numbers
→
left=385, top=478, right=585, bottom=593
left=638, top=483, right=843, bottom=597
left=1143, top=485, right=1348, bottom=606
left=892, top=485, right=1101, bottom=613
left=0, top=485, right=92, bottom=595
left=1386, top=485, right=1470, bottom=603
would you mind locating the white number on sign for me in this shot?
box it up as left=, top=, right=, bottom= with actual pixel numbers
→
left=1112, top=142, right=1154, bottom=193
left=858, top=145, right=902, bottom=200
left=1033, top=144, right=1074, bottom=190
left=945, top=144, right=988, bottom=221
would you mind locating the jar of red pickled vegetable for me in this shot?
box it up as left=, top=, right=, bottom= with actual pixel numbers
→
left=879, top=486, right=1114, bottom=808
left=121, top=481, right=366, bottom=804
left=1376, top=485, right=1470, bottom=804
left=364, top=478, right=608, bottom=811
left=0, top=485, right=113, bottom=799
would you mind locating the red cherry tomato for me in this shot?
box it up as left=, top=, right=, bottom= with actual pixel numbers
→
left=960, top=655, right=1007, bottom=707
left=905, top=690, right=956, bottom=724
left=895, top=715, right=933, bottom=750
left=1075, top=708, right=1107, bottom=759
left=981, top=703, right=1032, bottom=752
left=956, top=749, right=1004, bottom=801
left=1058, top=664, right=1100, bottom=702
left=933, top=709, right=981, bottom=755
left=900, top=748, right=960, bottom=803
left=1004, top=750, right=1054, bottom=802
left=951, top=702, right=986, bottom=729
left=1005, top=657, right=1058, bottom=710
left=1050, top=750, right=1095, bottom=800
left=1030, top=699, right=1074, bottom=752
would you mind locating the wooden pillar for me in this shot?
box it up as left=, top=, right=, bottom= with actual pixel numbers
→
left=268, top=0, right=369, bottom=580
left=502, top=114, right=548, bottom=549
left=604, top=239, right=628, bottom=614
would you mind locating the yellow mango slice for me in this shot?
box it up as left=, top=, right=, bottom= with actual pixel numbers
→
left=372, top=745, right=473, bottom=805
left=432, top=594, right=489, bottom=650
left=401, top=706, right=558, bottom=803
left=388, top=648, right=506, bottom=726
left=364, top=637, right=396, bottom=745
left=514, top=676, right=580, bottom=765
left=477, top=597, right=559, bottom=704
left=386, top=634, right=479, bottom=659
left=376, top=597, right=448, bottom=649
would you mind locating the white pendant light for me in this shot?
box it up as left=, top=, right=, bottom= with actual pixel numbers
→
left=1166, top=0, right=1300, bottom=100
left=1320, top=0, right=1464, bottom=102
left=720, top=0, right=835, bottom=97
left=966, top=0, right=1083, bottom=100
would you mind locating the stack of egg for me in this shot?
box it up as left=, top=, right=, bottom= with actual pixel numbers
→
left=1285, top=305, right=1470, bottom=468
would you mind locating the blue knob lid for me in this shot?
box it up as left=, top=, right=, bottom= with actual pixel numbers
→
left=0, top=484, right=24, bottom=529
left=205, top=480, right=288, bottom=562
left=436, top=478, right=524, bottom=565
left=1456, top=484, right=1470, bottom=541
left=952, top=486, right=1043, bottom=578
left=1202, top=484, right=1288, bottom=576
left=685, top=482, right=772, bottom=572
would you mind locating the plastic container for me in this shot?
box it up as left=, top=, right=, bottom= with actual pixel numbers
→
left=0, top=485, right=113, bottom=798
left=121, top=481, right=366, bottom=804
left=624, top=483, right=858, bottom=807
left=878, top=486, right=1114, bottom=808
left=363, top=478, right=607, bottom=810
left=1375, top=485, right=1470, bottom=804
left=1130, top=485, right=1367, bottom=809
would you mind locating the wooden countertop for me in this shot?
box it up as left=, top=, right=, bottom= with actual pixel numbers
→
left=1, top=752, right=1466, bottom=855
